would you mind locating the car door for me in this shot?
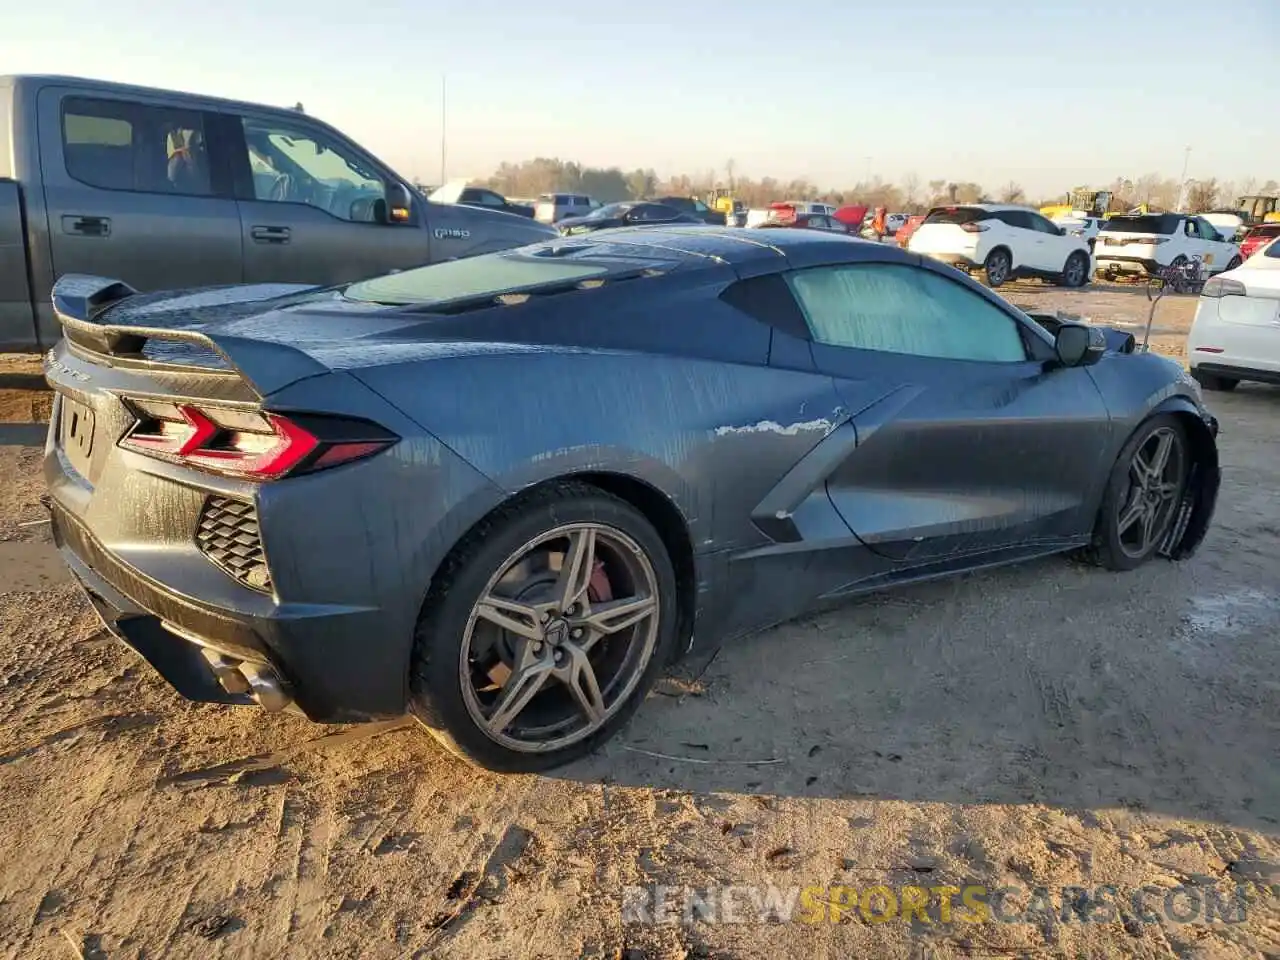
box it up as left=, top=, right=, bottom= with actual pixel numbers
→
left=1027, top=210, right=1078, bottom=272
left=998, top=210, right=1050, bottom=271
left=37, top=86, right=243, bottom=293
left=228, top=112, right=431, bottom=285
left=785, top=259, right=1112, bottom=565
left=1193, top=217, right=1235, bottom=271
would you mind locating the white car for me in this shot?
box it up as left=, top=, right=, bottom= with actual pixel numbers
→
left=906, top=203, right=1093, bottom=288
left=1094, top=213, right=1242, bottom=280
left=1053, top=214, right=1104, bottom=245
left=1186, top=236, right=1280, bottom=391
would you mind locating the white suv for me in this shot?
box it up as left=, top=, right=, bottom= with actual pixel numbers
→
left=1094, top=213, right=1243, bottom=280
left=907, top=204, right=1093, bottom=288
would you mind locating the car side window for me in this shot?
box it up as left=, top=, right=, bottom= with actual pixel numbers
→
left=240, top=117, right=387, bottom=222
left=998, top=210, right=1031, bottom=230
left=1027, top=213, right=1059, bottom=234
left=1196, top=219, right=1221, bottom=242
left=786, top=263, right=1028, bottom=363
left=62, top=97, right=212, bottom=197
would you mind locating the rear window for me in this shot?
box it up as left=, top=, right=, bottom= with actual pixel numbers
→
left=924, top=207, right=989, bottom=225
left=344, top=251, right=608, bottom=307
left=1100, top=214, right=1181, bottom=235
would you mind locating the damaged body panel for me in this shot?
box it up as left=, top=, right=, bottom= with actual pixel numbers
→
left=40, top=226, right=1221, bottom=767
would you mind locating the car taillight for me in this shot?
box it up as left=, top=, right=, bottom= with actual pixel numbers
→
left=119, top=400, right=397, bottom=480
left=1201, top=277, right=1247, bottom=299
left=959, top=222, right=989, bottom=233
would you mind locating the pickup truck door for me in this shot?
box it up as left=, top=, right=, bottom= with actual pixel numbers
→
left=225, top=112, right=432, bottom=285
left=36, top=86, right=243, bottom=294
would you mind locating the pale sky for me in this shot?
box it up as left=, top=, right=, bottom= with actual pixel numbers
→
left=4, top=0, right=1276, bottom=195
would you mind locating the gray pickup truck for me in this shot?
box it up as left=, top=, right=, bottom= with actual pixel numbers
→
left=0, top=75, right=556, bottom=350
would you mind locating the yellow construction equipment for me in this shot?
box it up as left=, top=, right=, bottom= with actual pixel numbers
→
left=1041, top=188, right=1114, bottom=219
left=1236, top=195, right=1280, bottom=224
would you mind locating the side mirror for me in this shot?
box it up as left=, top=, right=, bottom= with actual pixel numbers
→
left=383, top=182, right=412, bottom=224
left=1056, top=226, right=1067, bottom=236
left=1053, top=321, right=1106, bottom=368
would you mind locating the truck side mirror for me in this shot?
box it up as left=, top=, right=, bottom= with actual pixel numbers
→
left=383, top=183, right=412, bottom=224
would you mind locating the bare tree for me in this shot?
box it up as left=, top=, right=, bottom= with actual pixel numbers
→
left=1186, top=179, right=1218, bottom=214
left=900, top=172, right=920, bottom=212
left=725, top=158, right=736, bottom=192
left=999, top=181, right=1026, bottom=204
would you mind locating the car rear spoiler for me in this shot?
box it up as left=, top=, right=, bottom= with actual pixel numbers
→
left=51, top=274, right=328, bottom=399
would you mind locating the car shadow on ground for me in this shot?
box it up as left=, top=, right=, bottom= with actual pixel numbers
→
left=556, top=386, right=1280, bottom=833
left=561, top=552, right=1279, bottom=835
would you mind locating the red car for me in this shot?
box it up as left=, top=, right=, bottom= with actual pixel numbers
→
left=752, top=203, right=851, bottom=233
left=1240, top=223, right=1280, bottom=260
left=895, top=214, right=926, bottom=249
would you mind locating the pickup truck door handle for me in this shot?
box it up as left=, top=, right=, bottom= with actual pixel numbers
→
left=63, top=215, right=111, bottom=238
left=250, top=226, right=291, bottom=244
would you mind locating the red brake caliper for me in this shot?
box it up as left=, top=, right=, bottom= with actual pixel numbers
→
left=587, top=560, right=613, bottom=603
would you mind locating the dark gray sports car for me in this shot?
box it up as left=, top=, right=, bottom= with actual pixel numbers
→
left=42, top=227, right=1220, bottom=771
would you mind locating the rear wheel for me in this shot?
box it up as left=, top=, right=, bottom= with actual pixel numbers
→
left=984, top=248, right=1012, bottom=287
left=1059, top=251, right=1090, bottom=288
left=409, top=482, right=678, bottom=772
left=1088, top=415, right=1190, bottom=571
left=1192, top=369, right=1239, bottom=392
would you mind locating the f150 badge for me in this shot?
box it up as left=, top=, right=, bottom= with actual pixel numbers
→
left=434, top=228, right=470, bottom=240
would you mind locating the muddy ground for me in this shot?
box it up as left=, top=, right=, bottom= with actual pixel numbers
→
left=1, top=284, right=1277, bottom=959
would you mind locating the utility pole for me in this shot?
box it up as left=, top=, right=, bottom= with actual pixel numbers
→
left=1176, top=145, right=1191, bottom=212
left=440, top=75, right=447, bottom=185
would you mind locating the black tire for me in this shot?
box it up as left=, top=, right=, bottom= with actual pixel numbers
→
left=1059, top=250, right=1090, bottom=288
left=1087, top=414, right=1190, bottom=571
left=984, top=248, right=1012, bottom=287
left=1191, top=369, right=1239, bottom=392
left=409, top=481, right=679, bottom=772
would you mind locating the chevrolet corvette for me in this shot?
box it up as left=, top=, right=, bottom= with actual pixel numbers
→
left=42, top=227, right=1220, bottom=771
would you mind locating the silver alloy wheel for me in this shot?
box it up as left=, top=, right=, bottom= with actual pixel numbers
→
left=1064, top=253, right=1086, bottom=286
left=986, top=250, right=1010, bottom=285
left=458, top=522, right=661, bottom=753
left=1116, top=426, right=1185, bottom=559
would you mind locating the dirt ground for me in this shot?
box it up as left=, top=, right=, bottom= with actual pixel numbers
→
left=1, top=283, right=1278, bottom=959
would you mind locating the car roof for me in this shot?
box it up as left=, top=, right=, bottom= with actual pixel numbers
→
left=531, top=225, right=912, bottom=275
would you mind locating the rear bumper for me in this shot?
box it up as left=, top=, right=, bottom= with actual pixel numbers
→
left=1095, top=255, right=1160, bottom=275
left=51, top=499, right=404, bottom=722
left=919, top=252, right=980, bottom=270
left=1191, top=361, right=1280, bottom=386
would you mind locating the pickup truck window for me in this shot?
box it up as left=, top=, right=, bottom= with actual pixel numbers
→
left=241, top=118, right=387, bottom=223
left=62, top=97, right=211, bottom=196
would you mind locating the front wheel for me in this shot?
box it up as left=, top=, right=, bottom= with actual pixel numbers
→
left=1059, top=251, right=1090, bottom=288
left=1088, top=415, right=1190, bottom=571
left=984, top=248, right=1012, bottom=287
left=409, top=482, right=678, bottom=772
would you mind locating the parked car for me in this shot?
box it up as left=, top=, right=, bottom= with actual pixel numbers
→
left=884, top=212, right=909, bottom=235
left=0, top=74, right=556, bottom=351
left=534, top=193, right=599, bottom=224
left=1094, top=213, right=1242, bottom=281
left=557, top=202, right=698, bottom=235
left=651, top=196, right=726, bottom=225
left=1186, top=234, right=1280, bottom=391
left=907, top=204, right=1093, bottom=288
left=44, top=228, right=1219, bottom=772
left=1053, top=214, right=1104, bottom=248
left=745, top=201, right=837, bottom=228
left=748, top=203, right=851, bottom=233
left=1239, top=222, right=1280, bottom=260
left=894, top=214, right=926, bottom=249
left=427, top=181, right=535, bottom=218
